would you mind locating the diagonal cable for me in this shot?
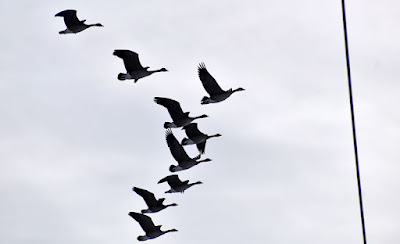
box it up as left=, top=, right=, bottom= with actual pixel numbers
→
left=341, top=1, right=367, bottom=244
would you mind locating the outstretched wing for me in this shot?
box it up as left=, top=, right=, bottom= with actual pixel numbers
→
left=55, top=10, right=81, bottom=28
left=133, top=187, right=159, bottom=207
left=183, top=123, right=207, bottom=154
left=165, top=129, right=191, bottom=163
left=113, top=49, right=144, bottom=72
left=196, top=141, right=206, bottom=154
left=158, top=174, right=183, bottom=186
left=154, top=97, right=187, bottom=121
left=198, top=63, right=225, bottom=96
left=183, top=123, right=204, bottom=138
left=129, top=212, right=157, bottom=233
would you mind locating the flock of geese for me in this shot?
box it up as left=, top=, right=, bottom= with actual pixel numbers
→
left=55, top=9, right=245, bottom=241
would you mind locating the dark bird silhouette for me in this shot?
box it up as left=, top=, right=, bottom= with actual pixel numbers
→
left=165, top=129, right=211, bottom=172
left=154, top=97, right=208, bottom=128
left=55, top=10, right=103, bottom=34
left=181, top=123, right=221, bottom=154
left=128, top=212, right=177, bottom=241
left=198, top=62, right=245, bottom=104
left=158, top=174, right=202, bottom=193
left=133, top=187, right=177, bottom=213
left=113, top=50, right=167, bottom=82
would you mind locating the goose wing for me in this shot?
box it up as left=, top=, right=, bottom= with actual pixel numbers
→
left=55, top=10, right=81, bottom=28
left=198, top=63, right=225, bottom=96
left=158, top=174, right=183, bottom=187
left=113, top=50, right=144, bottom=72
left=183, top=123, right=205, bottom=138
left=165, top=129, right=191, bottom=163
left=154, top=97, right=187, bottom=121
left=133, top=187, right=159, bottom=207
left=196, top=141, right=207, bottom=154
left=183, top=123, right=207, bottom=154
left=129, top=212, right=157, bottom=233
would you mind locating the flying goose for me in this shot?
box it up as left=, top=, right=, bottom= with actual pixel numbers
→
left=181, top=123, right=221, bottom=154
left=133, top=187, right=178, bottom=213
left=165, top=129, right=211, bottom=172
left=128, top=212, right=177, bottom=241
left=55, top=10, right=103, bottom=34
left=154, top=97, right=208, bottom=128
left=113, top=50, right=168, bottom=82
left=198, top=62, right=245, bottom=104
left=158, top=174, right=202, bottom=193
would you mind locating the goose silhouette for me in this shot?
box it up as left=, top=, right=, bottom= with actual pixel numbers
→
left=198, top=62, right=245, bottom=104
left=55, top=10, right=103, bottom=34
left=133, top=187, right=177, bottom=213
left=113, top=50, right=167, bottom=82
left=154, top=97, right=208, bottom=128
left=128, top=212, right=177, bottom=241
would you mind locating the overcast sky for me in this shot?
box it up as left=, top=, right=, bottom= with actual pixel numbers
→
left=1, top=0, right=400, bottom=243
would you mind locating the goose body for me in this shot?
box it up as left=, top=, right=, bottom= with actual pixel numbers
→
left=198, top=62, right=245, bottom=104
left=165, top=129, right=211, bottom=172
left=55, top=10, right=103, bottom=34
left=181, top=123, right=221, bottom=154
left=158, top=174, right=202, bottom=193
left=133, top=187, right=177, bottom=213
left=113, top=50, right=167, bottom=82
left=129, top=212, right=177, bottom=241
left=154, top=97, right=208, bottom=128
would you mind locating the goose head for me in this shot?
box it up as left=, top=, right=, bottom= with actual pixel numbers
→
left=233, top=87, right=245, bottom=92
left=196, top=114, right=208, bottom=119
left=200, top=158, right=212, bottom=163
left=211, top=133, right=222, bottom=138
left=165, top=229, right=178, bottom=234
left=191, top=181, right=203, bottom=186
left=150, top=67, right=168, bottom=73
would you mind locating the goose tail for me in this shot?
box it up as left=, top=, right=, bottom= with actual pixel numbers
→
left=164, top=122, right=172, bottom=129
left=201, top=96, right=210, bottom=105
left=117, top=73, right=127, bottom=81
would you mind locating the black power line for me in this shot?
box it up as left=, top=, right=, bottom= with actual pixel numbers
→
left=341, top=1, right=367, bottom=244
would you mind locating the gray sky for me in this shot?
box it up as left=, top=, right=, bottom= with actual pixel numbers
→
left=1, top=0, right=399, bottom=243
